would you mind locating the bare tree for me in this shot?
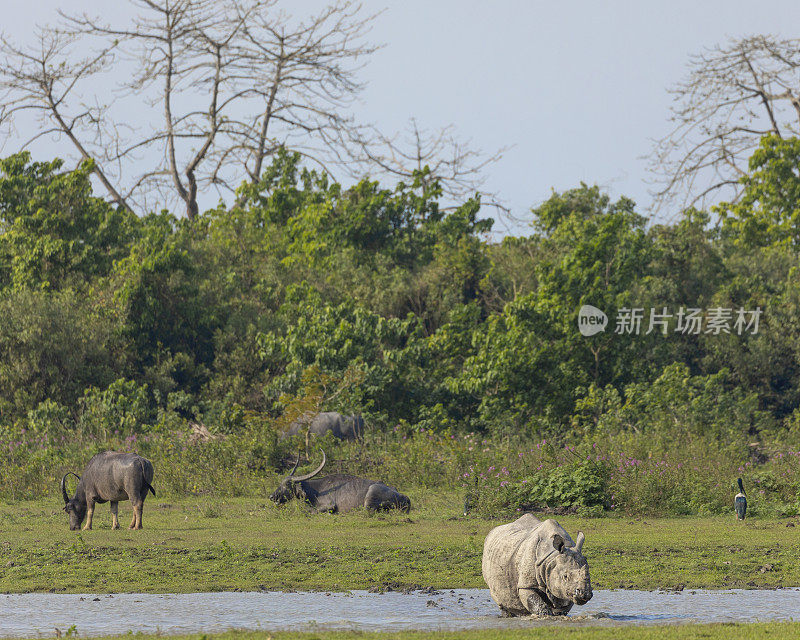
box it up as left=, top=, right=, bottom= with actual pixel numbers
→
left=1, top=1, right=505, bottom=220
left=649, top=35, right=800, bottom=220
left=0, top=0, right=379, bottom=219
left=343, top=117, right=509, bottom=210
left=0, top=29, right=133, bottom=212
left=225, top=2, right=378, bottom=189
left=59, top=0, right=381, bottom=219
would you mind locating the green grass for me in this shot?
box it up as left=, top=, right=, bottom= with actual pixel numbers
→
left=0, top=494, right=798, bottom=593
left=8, top=624, right=800, bottom=640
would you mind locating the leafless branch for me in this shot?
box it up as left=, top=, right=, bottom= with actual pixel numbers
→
left=341, top=117, right=509, bottom=210
left=1, top=2, right=503, bottom=220
left=649, top=35, right=800, bottom=221
left=0, top=29, right=133, bottom=213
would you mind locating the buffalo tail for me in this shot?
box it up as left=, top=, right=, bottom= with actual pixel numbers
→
left=138, top=458, right=156, bottom=496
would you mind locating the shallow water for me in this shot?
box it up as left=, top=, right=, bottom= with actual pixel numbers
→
left=1, top=588, right=799, bottom=637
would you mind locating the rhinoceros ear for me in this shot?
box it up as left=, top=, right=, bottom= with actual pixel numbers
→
left=575, top=531, right=585, bottom=553
left=552, top=534, right=565, bottom=553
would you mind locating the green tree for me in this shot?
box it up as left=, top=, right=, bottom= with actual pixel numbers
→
left=453, top=185, right=656, bottom=435
left=0, top=153, right=137, bottom=290
left=718, top=135, right=800, bottom=250
left=111, top=212, right=218, bottom=394
left=256, top=285, right=427, bottom=424
left=0, top=288, right=124, bottom=417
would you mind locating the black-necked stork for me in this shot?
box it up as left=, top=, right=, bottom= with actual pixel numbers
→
left=734, top=477, right=747, bottom=520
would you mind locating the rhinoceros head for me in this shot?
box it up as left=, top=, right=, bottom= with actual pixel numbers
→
left=544, top=531, right=592, bottom=605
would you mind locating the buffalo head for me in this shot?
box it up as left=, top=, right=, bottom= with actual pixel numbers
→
left=61, top=472, right=85, bottom=530
left=270, top=450, right=327, bottom=504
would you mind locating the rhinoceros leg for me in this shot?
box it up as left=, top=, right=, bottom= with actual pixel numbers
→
left=518, top=588, right=554, bottom=617
left=499, top=605, right=529, bottom=617
left=110, top=501, right=119, bottom=530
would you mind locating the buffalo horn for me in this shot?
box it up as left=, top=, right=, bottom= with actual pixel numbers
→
left=60, top=472, right=80, bottom=504
left=292, top=449, right=327, bottom=482
left=287, top=449, right=302, bottom=478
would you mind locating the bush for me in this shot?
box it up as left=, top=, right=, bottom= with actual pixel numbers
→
left=78, top=379, right=153, bottom=438
left=505, top=463, right=607, bottom=511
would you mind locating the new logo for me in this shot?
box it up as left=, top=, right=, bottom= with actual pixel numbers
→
left=578, top=305, right=607, bottom=336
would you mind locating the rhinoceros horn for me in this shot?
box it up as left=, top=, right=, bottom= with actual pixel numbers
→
left=291, top=449, right=327, bottom=482
left=60, top=472, right=81, bottom=504
left=575, top=531, right=585, bottom=553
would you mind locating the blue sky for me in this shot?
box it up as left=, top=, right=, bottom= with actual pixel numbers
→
left=4, top=1, right=800, bottom=232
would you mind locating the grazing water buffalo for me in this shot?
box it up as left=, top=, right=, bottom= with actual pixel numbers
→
left=270, top=450, right=411, bottom=513
left=482, top=514, right=592, bottom=617
left=285, top=412, right=364, bottom=441
left=61, top=452, right=155, bottom=531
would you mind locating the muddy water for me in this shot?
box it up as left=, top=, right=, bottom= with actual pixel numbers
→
left=2, top=588, right=799, bottom=637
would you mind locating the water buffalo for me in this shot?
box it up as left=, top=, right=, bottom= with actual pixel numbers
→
left=61, top=451, right=155, bottom=531
left=284, top=412, right=364, bottom=441
left=270, top=450, right=411, bottom=513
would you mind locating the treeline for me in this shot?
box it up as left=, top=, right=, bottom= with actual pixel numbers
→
left=2, top=137, right=800, bottom=451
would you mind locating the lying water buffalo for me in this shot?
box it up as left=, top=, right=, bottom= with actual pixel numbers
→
left=270, top=450, right=411, bottom=513
left=61, top=452, right=156, bottom=531
left=284, top=412, right=364, bottom=441
left=482, top=514, right=592, bottom=617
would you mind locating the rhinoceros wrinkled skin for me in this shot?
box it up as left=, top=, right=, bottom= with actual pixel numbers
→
left=482, top=514, right=592, bottom=617
left=285, top=412, right=364, bottom=441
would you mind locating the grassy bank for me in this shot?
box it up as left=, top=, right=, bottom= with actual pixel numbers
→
left=1, top=496, right=798, bottom=593
left=7, top=624, right=800, bottom=640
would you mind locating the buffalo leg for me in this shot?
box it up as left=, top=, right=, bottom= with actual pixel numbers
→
left=364, top=485, right=405, bottom=512
left=110, top=501, right=119, bottom=530
left=364, top=485, right=395, bottom=512
left=363, top=485, right=380, bottom=511
left=315, top=505, right=337, bottom=514
left=130, top=502, right=143, bottom=530
left=83, top=501, right=95, bottom=531
left=518, top=588, right=554, bottom=617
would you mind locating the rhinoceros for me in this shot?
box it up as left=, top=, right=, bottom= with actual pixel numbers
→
left=482, top=514, right=592, bottom=617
